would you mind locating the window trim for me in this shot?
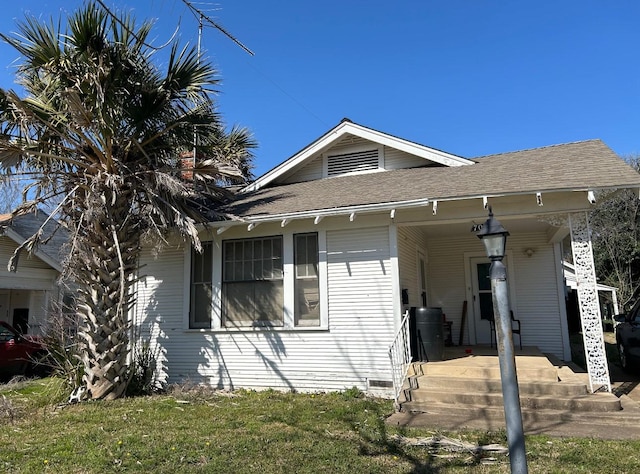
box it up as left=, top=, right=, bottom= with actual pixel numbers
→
left=293, top=232, right=321, bottom=327
left=184, top=229, right=328, bottom=332
left=189, top=241, right=214, bottom=329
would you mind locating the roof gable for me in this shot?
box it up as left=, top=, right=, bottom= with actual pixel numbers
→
left=0, top=211, right=67, bottom=272
left=242, top=119, right=473, bottom=192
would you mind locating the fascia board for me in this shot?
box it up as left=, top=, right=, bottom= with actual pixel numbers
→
left=343, top=122, right=472, bottom=167
left=242, top=121, right=349, bottom=193
left=221, top=187, right=614, bottom=229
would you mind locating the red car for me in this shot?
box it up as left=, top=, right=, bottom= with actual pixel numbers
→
left=0, top=321, right=49, bottom=380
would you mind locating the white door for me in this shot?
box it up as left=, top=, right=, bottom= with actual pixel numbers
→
left=0, top=291, right=9, bottom=324
left=471, top=259, right=494, bottom=344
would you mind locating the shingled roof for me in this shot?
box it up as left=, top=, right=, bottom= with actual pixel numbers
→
left=222, top=139, right=640, bottom=219
left=0, top=211, right=69, bottom=269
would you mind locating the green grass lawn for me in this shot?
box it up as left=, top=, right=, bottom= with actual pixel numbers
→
left=2, top=378, right=640, bottom=473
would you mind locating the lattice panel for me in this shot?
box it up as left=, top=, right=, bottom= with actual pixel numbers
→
left=569, top=212, right=611, bottom=392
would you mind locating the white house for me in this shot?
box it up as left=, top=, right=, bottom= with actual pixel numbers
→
left=132, top=119, right=640, bottom=396
left=0, top=211, right=68, bottom=335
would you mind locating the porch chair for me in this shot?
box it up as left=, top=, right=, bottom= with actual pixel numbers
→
left=488, top=311, right=522, bottom=350
left=510, top=310, right=522, bottom=350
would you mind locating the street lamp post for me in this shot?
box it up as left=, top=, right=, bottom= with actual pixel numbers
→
left=477, top=208, right=528, bottom=474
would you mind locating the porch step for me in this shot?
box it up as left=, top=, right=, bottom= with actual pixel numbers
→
left=395, top=352, right=640, bottom=436
left=390, top=399, right=640, bottom=438
left=414, top=376, right=589, bottom=397
left=416, top=356, right=559, bottom=382
left=403, top=388, right=621, bottom=412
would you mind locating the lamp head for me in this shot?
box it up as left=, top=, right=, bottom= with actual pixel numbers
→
left=477, top=207, right=509, bottom=260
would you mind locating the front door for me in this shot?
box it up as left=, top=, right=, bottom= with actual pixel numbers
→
left=471, top=259, right=494, bottom=344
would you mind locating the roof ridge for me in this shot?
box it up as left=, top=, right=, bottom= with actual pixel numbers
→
left=473, top=139, right=604, bottom=159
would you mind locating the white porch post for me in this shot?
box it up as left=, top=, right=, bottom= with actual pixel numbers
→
left=568, top=211, right=611, bottom=393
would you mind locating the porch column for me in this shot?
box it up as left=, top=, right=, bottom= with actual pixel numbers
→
left=568, top=211, right=611, bottom=393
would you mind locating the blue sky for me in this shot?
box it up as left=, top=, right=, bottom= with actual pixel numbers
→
left=1, top=1, right=638, bottom=177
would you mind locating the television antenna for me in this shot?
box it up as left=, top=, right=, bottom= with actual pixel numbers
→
left=180, top=0, right=254, bottom=57
left=179, top=1, right=254, bottom=171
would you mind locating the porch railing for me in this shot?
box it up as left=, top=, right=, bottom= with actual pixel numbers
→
left=388, top=309, right=411, bottom=410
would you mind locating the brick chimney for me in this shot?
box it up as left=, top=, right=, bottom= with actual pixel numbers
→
left=180, top=150, right=196, bottom=180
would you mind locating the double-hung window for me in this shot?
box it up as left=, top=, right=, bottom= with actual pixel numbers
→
left=189, top=232, right=322, bottom=330
left=222, top=236, right=284, bottom=327
left=190, top=241, right=213, bottom=329
left=294, top=233, right=320, bottom=326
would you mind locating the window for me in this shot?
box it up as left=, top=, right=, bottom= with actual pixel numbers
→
left=222, top=236, right=284, bottom=327
left=190, top=241, right=213, bottom=329
left=294, top=233, right=320, bottom=326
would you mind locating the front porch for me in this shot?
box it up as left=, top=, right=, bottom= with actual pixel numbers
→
left=389, top=345, right=640, bottom=437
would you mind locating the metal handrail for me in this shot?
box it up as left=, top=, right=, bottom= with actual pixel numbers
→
left=388, top=309, right=411, bottom=410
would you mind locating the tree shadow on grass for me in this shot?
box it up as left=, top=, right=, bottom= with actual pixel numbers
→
left=338, top=397, right=506, bottom=473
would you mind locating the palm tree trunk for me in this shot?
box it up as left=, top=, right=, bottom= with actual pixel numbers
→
left=73, top=190, right=140, bottom=400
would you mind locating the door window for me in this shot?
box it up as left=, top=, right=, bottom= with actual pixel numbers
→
left=477, top=262, right=494, bottom=321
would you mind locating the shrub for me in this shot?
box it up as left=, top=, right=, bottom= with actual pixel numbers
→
left=126, top=341, right=160, bottom=397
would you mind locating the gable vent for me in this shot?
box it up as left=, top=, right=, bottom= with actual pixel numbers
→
left=326, top=149, right=379, bottom=177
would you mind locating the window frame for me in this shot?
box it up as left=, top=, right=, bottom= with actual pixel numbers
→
left=293, top=232, right=321, bottom=327
left=189, top=241, right=214, bottom=329
left=184, top=229, right=328, bottom=332
left=222, top=235, right=285, bottom=328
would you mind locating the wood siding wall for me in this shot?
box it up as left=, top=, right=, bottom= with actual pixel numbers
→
left=397, top=226, right=428, bottom=308
left=0, top=237, right=50, bottom=270
left=281, top=155, right=323, bottom=183
left=384, top=147, right=432, bottom=170
left=134, top=226, right=396, bottom=393
left=425, top=232, right=566, bottom=358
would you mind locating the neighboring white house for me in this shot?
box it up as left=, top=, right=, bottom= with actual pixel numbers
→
left=0, top=211, right=68, bottom=335
left=132, top=119, right=640, bottom=395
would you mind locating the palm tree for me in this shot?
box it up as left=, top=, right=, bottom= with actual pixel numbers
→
left=0, top=2, right=255, bottom=400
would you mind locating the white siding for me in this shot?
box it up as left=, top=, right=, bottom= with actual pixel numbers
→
left=28, top=290, right=48, bottom=335
left=384, top=147, right=433, bottom=170
left=134, top=226, right=396, bottom=393
left=397, top=226, right=428, bottom=308
left=426, top=232, right=566, bottom=358
left=281, top=155, right=322, bottom=184
left=509, top=234, right=566, bottom=356
left=0, top=237, right=50, bottom=270
left=331, top=135, right=369, bottom=151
